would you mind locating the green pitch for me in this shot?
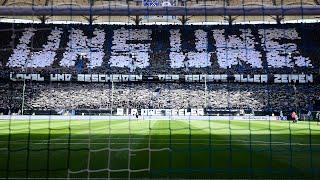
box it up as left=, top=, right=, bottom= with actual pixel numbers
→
left=0, top=119, right=319, bottom=179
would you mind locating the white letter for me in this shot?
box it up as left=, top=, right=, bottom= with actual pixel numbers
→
left=109, top=28, right=151, bottom=69
left=169, top=29, right=212, bottom=68
left=212, top=29, right=262, bottom=69
left=60, top=28, right=105, bottom=68
left=259, top=28, right=312, bottom=68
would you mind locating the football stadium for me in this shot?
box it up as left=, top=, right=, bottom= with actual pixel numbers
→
left=0, top=0, right=320, bottom=179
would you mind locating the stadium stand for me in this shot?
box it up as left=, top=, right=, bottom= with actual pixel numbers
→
left=1, top=1, right=320, bottom=179
left=0, top=82, right=319, bottom=114
left=0, top=23, right=319, bottom=114
left=1, top=23, right=319, bottom=74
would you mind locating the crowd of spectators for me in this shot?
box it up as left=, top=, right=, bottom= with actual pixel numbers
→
left=0, top=23, right=319, bottom=114
left=0, top=23, right=319, bottom=75
left=0, top=82, right=319, bottom=113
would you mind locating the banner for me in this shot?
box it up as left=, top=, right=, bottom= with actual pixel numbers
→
left=9, top=73, right=314, bottom=84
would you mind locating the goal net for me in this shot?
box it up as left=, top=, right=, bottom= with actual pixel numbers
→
left=0, top=0, right=320, bottom=178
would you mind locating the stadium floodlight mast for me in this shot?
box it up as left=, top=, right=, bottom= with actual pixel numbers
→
left=204, top=74, right=207, bottom=109
left=293, top=84, right=298, bottom=113
left=111, top=79, right=114, bottom=115
left=21, top=78, right=26, bottom=115
left=21, top=55, right=30, bottom=116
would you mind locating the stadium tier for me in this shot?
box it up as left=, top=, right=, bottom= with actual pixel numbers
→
left=1, top=82, right=320, bottom=114
left=0, top=23, right=319, bottom=74
left=0, top=23, right=320, bottom=114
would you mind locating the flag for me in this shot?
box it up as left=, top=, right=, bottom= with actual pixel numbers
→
left=143, top=0, right=160, bottom=7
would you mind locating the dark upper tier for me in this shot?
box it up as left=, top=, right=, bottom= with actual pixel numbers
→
left=0, top=23, right=319, bottom=75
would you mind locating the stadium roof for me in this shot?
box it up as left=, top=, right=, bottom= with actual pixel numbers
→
left=0, top=0, right=319, bottom=7
left=0, top=0, right=320, bottom=24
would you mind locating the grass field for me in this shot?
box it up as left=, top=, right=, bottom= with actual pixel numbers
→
left=0, top=119, right=319, bottom=179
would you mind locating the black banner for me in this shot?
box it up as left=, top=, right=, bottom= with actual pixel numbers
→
left=8, top=73, right=315, bottom=84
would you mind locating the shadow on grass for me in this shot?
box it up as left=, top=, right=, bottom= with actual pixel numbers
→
left=0, top=133, right=319, bottom=179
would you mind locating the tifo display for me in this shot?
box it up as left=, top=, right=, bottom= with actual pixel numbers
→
left=1, top=1, right=320, bottom=178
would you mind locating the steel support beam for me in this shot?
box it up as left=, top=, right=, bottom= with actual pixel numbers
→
left=0, top=5, right=319, bottom=16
